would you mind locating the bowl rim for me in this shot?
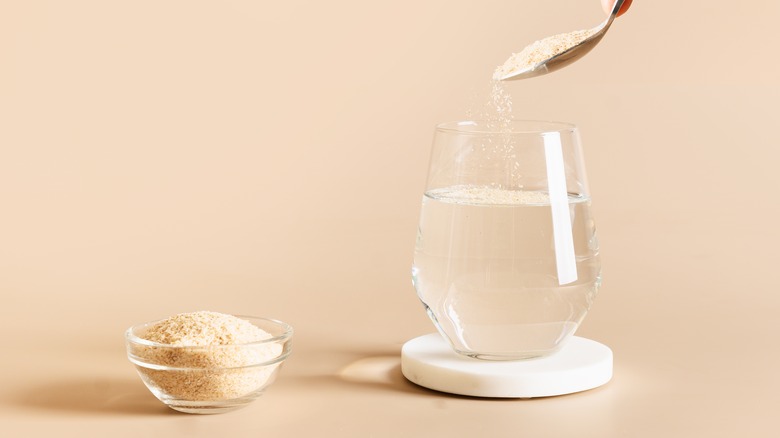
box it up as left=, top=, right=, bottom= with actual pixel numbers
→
left=125, top=314, right=293, bottom=349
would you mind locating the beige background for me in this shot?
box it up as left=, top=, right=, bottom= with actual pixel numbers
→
left=1, top=1, right=779, bottom=436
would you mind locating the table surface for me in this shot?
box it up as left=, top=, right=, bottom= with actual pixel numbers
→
left=2, top=1, right=779, bottom=437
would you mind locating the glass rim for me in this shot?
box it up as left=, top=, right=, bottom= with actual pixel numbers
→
left=435, top=120, right=578, bottom=135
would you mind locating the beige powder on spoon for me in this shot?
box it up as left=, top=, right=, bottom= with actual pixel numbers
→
left=493, top=28, right=597, bottom=80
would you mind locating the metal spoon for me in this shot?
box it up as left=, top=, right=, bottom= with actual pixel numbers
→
left=497, top=0, right=625, bottom=81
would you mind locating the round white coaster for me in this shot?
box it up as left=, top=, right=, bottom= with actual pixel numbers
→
left=401, top=333, right=612, bottom=398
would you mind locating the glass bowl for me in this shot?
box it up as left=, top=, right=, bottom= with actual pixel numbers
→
left=125, top=316, right=293, bottom=414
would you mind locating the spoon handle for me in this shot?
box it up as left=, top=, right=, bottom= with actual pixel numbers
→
left=606, top=0, right=627, bottom=26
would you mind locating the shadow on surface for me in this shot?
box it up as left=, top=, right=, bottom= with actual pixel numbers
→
left=330, top=350, right=520, bottom=399
left=13, top=377, right=173, bottom=416
left=336, top=355, right=429, bottom=395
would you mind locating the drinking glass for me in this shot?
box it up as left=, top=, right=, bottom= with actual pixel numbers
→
left=412, top=120, right=601, bottom=360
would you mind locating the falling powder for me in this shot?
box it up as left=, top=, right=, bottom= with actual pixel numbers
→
left=466, top=79, right=514, bottom=132
left=493, top=28, right=597, bottom=80
left=133, top=311, right=283, bottom=401
left=488, top=79, right=513, bottom=132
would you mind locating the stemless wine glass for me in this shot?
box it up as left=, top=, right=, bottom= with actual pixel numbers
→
left=412, top=120, right=601, bottom=360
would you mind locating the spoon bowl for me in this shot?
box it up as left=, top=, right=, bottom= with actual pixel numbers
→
left=497, top=0, right=624, bottom=81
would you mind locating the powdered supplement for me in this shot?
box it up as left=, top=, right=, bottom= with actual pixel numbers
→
left=136, top=311, right=282, bottom=401
left=493, top=28, right=597, bottom=80
left=467, top=79, right=514, bottom=132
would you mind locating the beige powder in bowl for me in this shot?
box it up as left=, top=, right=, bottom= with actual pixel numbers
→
left=131, top=311, right=285, bottom=402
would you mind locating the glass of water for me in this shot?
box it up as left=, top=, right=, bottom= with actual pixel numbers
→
left=412, top=120, right=601, bottom=360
